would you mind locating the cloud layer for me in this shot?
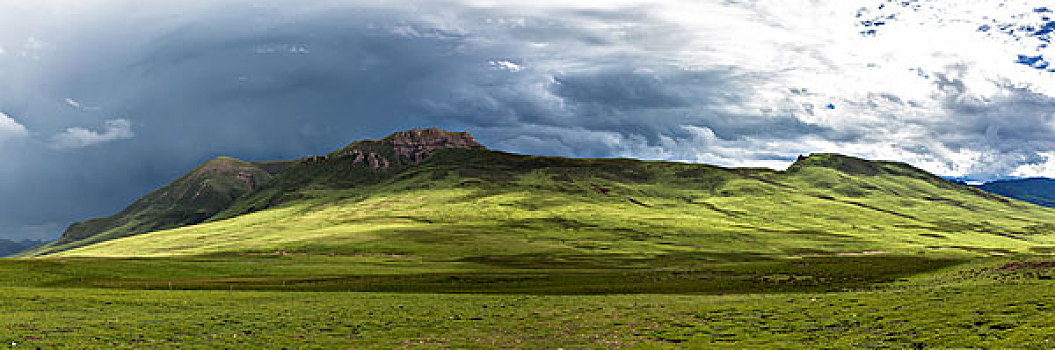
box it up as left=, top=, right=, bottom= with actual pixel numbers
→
left=50, top=119, right=134, bottom=150
left=0, top=113, right=28, bottom=143
left=0, top=0, right=1053, bottom=239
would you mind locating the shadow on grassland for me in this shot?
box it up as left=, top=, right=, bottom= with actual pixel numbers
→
left=47, top=255, right=965, bottom=295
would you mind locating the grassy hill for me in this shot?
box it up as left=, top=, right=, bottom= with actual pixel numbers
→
left=978, top=178, right=1055, bottom=208
left=21, top=157, right=294, bottom=256
left=30, top=128, right=1055, bottom=260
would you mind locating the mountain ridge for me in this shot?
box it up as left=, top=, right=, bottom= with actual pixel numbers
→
left=26, top=157, right=297, bottom=255
left=976, top=178, right=1055, bottom=208
left=22, top=128, right=1055, bottom=258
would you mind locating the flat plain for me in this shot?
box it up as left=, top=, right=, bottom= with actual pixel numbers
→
left=1, top=255, right=1054, bottom=348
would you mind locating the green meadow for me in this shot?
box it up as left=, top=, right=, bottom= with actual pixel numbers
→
left=1, top=255, right=1054, bottom=348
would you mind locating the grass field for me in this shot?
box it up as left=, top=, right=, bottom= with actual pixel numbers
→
left=1, top=255, right=1054, bottom=348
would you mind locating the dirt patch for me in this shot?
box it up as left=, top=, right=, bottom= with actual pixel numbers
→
left=836, top=251, right=891, bottom=256
left=240, top=251, right=418, bottom=259
left=592, top=184, right=611, bottom=196
left=793, top=251, right=892, bottom=258
left=997, top=261, right=1055, bottom=271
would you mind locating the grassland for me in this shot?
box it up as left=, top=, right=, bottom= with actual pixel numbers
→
left=0, top=255, right=1054, bottom=348
left=23, top=157, right=294, bottom=256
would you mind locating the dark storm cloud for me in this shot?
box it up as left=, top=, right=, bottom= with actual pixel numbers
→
left=0, top=2, right=686, bottom=239
left=1, top=1, right=1054, bottom=240
left=553, top=69, right=692, bottom=109
left=0, top=1, right=878, bottom=239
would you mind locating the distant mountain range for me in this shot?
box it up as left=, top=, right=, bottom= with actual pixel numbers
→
left=0, top=239, right=44, bottom=257
left=975, top=178, right=1055, bottom=208
left=19, top=128, right=1055, bottom=259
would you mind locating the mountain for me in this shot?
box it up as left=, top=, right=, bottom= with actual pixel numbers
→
left=212, top=127, right=485, bottom=220
left=23, top=157, right=296, bottom=255
left=977, top=178, right=1055, bottom=208
left=0, top=239, right=43, bottom=257
left=23, top=128, right=1055, bottom=259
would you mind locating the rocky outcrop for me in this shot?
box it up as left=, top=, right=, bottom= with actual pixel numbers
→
left=322, top=127, right=485, bottom=169
left=386, top=127, right=484, bottom=164
left=236, top=171, right=258, bottom=191
left=366, top=151, right=391, bottom=169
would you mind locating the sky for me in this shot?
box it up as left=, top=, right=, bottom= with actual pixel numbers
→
left=0, top=0, right=1054, bottom=240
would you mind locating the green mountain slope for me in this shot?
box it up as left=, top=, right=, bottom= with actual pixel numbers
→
left=212, top=127, right=485, bottom=220
left=23, top=157, right=295, bottom=256
left=34, top=129, right=1055, bottom=260
left=977, top=178, right=1055, bottom=208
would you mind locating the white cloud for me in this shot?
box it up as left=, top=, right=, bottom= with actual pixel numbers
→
left=18, top=36, right=55, bottom=59
left=253, top=44, right=311, bottom=55
left=0, top=113, right=29, bottom=143
left=519, top=0, right=1055, bottom=179
left=1013, top=152, right=1055, bottom=178
left=50, top=119, right=134, bottom=149
left=2, top=0, right=1054, bottom=181
left=489, top=60, right=523, bottom=72
left=63, top=98, right=100, bottom=111
left=64, top=98, right=82, bottom=109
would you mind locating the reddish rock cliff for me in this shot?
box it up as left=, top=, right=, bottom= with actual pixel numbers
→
left=321, top=127, right=484, bottom=169
left=385, top=127, right=484, bottom=164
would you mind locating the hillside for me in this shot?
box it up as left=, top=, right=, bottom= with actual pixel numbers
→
left=28, top=128, right=1055, bottom=260
left=23, top=157, right=295, bottom=256
left=977, top=178, right=1055, bottom=208
left=211, top=127, right=485, bottom=220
